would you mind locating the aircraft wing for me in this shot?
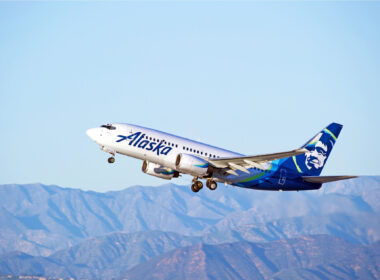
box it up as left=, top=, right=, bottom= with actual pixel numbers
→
left=302, top=176, right=358, bottom=184
left=207, top=148, right=308, bottom=176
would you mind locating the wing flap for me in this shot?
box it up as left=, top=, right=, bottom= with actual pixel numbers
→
left=208, top=148, right=308, bottom=168
left=302, top=176, right=357, bottom=184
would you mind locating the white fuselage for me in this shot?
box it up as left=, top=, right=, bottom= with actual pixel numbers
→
left=87, top=123, right=242, bottom=177
left=87, top=122, right=353, bottom=192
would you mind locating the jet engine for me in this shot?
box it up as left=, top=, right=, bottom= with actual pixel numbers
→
left=142, top=160, right=179, bottom=180
left=175, top=154, right=213, bottom=177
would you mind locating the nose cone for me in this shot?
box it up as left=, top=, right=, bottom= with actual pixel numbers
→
left=86, top=128, right=99, bottom=142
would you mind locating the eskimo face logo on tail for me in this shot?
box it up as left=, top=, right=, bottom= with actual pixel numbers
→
left=116, top=132, right=172, bottom=156
left=304, top=132, right=334, bottom=171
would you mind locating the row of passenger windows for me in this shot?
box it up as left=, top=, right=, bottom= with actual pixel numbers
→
left=143, top=134, right=219, bottom=158
left=144, top=135, right=178, bottom=147
left=182, top=146, right=220, bottom=158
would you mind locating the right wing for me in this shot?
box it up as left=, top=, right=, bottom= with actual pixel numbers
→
left=207, top=148, right=308, bottom=176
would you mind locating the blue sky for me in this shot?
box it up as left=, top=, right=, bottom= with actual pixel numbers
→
left=1, top=2, right=379, bottom=192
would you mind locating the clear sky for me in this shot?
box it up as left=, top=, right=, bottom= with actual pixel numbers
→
left=1, top=2, right=379, bottom=192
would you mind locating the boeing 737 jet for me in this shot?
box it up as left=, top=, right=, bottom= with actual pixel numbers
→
left=86, top=122, right=356, bottom=192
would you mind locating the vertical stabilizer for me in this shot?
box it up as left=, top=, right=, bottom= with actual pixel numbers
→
left=286, top=123, right=343, bottom=176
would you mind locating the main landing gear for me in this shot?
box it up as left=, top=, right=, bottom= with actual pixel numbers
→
left=191, top=177, right=203, bottom=192
left=206, top=179, right=217, bottom=190
left=191, top=178, right=217, bottom=192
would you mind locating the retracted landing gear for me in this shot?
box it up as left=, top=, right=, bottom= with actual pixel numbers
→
left=206, top=179, right=217, bottom=190
left=108, top=157, right=115, bottom=164
left=191, top=178, right=203, bottom=192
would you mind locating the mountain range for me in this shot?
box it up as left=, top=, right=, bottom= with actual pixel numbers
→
left=1, top=234, right=379, bottom=280
left=0, top=176, right=379, bottom=279
left=123, top=235, right=380, bottom=280
left=1, top=176, right=379, bottom=256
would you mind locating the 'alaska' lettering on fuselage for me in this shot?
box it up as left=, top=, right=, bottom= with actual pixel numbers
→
left=116, top=132, right=172, bottom=156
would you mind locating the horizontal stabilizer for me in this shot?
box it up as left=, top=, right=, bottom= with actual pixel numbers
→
left=302, top=175, right=357, bottom=184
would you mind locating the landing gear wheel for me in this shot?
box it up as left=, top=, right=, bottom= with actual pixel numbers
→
left=108, top=157, right=115, bottom=164
left=195, top=180, right=203, bottom=190
left=206, top=180, right=217, bottom=191
left=191, top=184, right=199, bottom=192
left=190, top=177, right=203, bottom=193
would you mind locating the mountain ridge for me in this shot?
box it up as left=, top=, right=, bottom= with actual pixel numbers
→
left=122, top=234, right=380, bottom=280
left=1, top=177, right=380, bottom=279
left=1, top=176, right=379, bottom=256
left=1, top=234, right=379, bottom=280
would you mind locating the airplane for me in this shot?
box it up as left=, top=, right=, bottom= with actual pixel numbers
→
left=86, top=122, right=356, bottom=192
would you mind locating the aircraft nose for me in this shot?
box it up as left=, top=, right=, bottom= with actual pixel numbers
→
left=86, top=128, right=99, bottom=141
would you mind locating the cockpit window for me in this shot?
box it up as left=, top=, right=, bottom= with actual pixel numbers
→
left=101, top=124, right=116, bottom=130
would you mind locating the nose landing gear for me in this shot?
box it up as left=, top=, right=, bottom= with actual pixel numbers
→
left=101, top=146, right=116, bottom=164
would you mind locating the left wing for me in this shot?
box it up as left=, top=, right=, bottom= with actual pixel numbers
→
left=207, top=148, right=308, bottom=176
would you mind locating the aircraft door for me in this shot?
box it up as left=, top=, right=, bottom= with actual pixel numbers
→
left=278, top=169, right=287, bottom=185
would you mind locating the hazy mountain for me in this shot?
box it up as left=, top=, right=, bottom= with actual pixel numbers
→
left=2, top=234, right=379, bottom=280
left=51, top=231, right=199, bottom=279
left=122, top=235, right=380, bottom=280
left=0, top=176, right=379, bottom=256
left=0, top=231, right=200, bottom=279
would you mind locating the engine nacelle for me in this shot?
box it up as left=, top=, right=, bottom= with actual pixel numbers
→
left=175, top=153, right=213, bottom=177
left=142, top=160, right=179, bottom=180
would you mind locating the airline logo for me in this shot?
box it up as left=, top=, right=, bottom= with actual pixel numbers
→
left=116, top=132, right=172, bottom=156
